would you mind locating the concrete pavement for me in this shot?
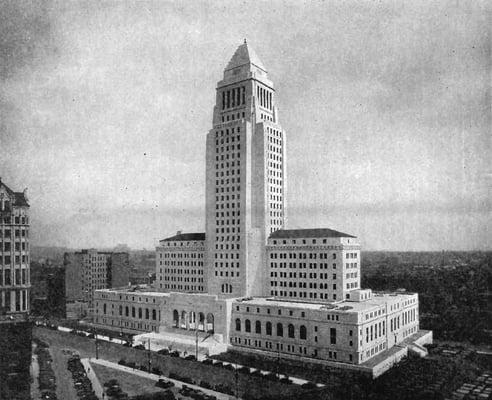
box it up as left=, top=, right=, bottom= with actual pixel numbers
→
left=30, top=343, right=41, bottom=400
left=81, top=358, right=105, bottom=400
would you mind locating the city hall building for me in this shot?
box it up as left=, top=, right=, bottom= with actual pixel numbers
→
left=93, top=41, right=432, bottom=377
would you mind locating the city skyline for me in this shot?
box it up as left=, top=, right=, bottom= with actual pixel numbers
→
left=1, top=1, right=490, bottom=251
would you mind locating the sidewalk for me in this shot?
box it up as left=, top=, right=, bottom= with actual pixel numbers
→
left=81, top=358, right=105, bottom=399
left=30, top=343, right=41, bottom=400
left=90, top=358, right=237, bottom=400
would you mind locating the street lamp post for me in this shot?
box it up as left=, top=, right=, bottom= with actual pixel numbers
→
left=235, top=363, right=239, bottom=400
left=276, top=343, right=280, bottom=380
left=195, top=325, right=198, bottom=360
left=147, top=337, right=151, bottom=372
left=93, top=327, right=99, bottom=359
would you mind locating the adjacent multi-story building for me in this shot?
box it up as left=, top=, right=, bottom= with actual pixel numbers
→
left=155, top=232, right=206, bottom=293
left=0, top=179, right=30, bottom=316
left=267, top=229, right=360, bottom=302
left=0, top=178, right=32, bottom=399
left=65, top=249, right=129, bottom=317
left=93, top=42, right=432, bottom=377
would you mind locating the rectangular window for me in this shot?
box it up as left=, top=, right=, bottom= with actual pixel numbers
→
left=330, top=328, right=336, bottom=344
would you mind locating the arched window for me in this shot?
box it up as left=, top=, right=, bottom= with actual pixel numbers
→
left=125, top=306, right=129, bottom=317
left=277, top=323, right=283, bottom=337
left=300, top=325, right=307, bottom=340
left=173, top=310, right=179, bottom=327
left=103, top=304, right=106, bottom=314
left=255, top=321, right=261, bottom=334
left=245, top=319, right=251, bottom=333
left=152, top=309, right=157, bottom=320
left=138, top=308, right=142, bottom=319
left=145, top=308, right=149, bottom=319
left=206, top=313, right=214, bottom=333
left=199, top=312, right=205, bottom=331
left=266, top=321, right=272, bottom=335
left=235, top=318, right=241, bottom=331
left=119, top=305, right=122, bottom=316
left=288, top=324, right=295, bottom=338
left=131, top=307, right=135, bottom=317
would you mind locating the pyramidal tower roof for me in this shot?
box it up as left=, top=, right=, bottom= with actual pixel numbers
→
left=225, top=39, right=266, bottom=73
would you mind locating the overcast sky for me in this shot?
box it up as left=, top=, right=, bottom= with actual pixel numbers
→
left=0, top=1, right=490, bottom=251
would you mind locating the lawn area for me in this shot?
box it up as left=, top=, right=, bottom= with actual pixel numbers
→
left=34, top=327, right=304, bottom=400
left=91, top=363, right=164, bottom=398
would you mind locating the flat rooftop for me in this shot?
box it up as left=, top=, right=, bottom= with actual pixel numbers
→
left=233, top=292, right=416, bottom=314
left=97, top=287, right=171, bottom=297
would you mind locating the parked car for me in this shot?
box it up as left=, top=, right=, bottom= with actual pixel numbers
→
left=155, top=378, right=175, bottom=389
left=184, top=354, right=197, bottom=361
left=134, top=344, right=145, bottom=350
left=178, top=385, right=193, bottom=396
left=170, top=350, right=180, bottom=357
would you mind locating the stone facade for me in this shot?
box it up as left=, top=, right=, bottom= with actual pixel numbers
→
left=93, top=288, right=167, bottom=333
left=0, top=179, right=30, bottom=318
left=93, top=42, right=432, bottom=377
left=205, top=41, right=287, bottom=299
left=0, top=179, right=31, bottom=399
left=228, top=291, right=419, bottom=365
left=267, top=230, right=361, bottom=302
left=155, top=232, right=206, bottom=293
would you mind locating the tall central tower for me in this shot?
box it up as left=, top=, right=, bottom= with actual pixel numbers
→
left=205, top=41, right=287, bottom=298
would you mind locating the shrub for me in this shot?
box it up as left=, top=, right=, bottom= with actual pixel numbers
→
left=250, top=369, right=263, bottom=378
left=238, top=366, right=250, bottom=374
left=222, top=363, right=234, bottom=371
left=199, top=380, right=212, bottom=389
left=301, top=381, right=317, bottom=390
left=104, top=378, right=119, bottom=387
left=118, top=359, right=126, bottom=366
left=264, top=372, right=278, bottom=381
left=214, top=384, right=234, bottom=395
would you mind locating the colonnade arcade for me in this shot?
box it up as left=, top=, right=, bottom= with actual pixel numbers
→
left=172, top=309, right=214, bottom=333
